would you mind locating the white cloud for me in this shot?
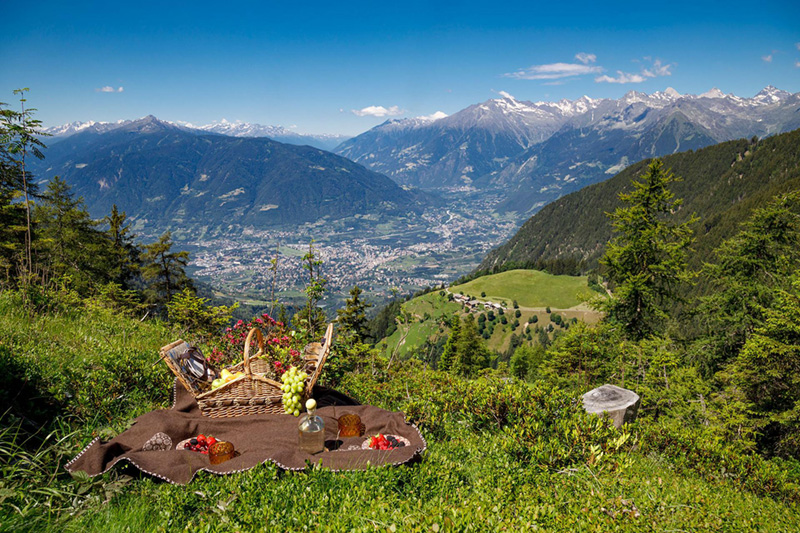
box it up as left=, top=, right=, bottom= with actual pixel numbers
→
left=796, top=42, right=800, bottom=51
left=498, top=90, right=515, bottom=99
left=507, top=56, right=672, bottom=84
left=642, top=59, right=672, bottom=77
left=504, top=62, right=603, bottom=80
left=796, top=60, right=800, bottom=68
left=595, top=72, right=647, bottom=84
left=417, top=111, right=448, bottom=121
left=597, top=58, right=673, bottom=84
left=96, top=86, right=124, bottom=93
left=762, top=54, right=773, bottom=63
left=351, top=105, right=403, bottom=117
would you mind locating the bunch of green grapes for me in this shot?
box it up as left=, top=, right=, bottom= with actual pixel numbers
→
left=280, top=366, right=308, bottom=416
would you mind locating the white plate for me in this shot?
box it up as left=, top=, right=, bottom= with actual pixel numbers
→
left=361, top=434, right=410, bottom=450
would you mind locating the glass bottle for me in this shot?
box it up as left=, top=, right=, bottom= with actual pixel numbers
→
left=298, top=398, right=325, bottom=454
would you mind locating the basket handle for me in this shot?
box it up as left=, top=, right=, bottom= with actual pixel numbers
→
left=243, top=328, right=265, bottom=377
left=305, top=323, right=334, bottom=396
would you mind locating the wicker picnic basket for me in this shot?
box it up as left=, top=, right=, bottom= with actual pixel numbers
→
left=160, top=323, right=334, bottom=418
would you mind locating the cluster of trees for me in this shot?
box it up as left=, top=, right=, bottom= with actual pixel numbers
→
left=508, top=159, right=800, bottom=460
left=1, top=92, right=194, bottom=313
left=437, top=315, right=490, bottom=377
left=417, top=157, right=799, bottom=461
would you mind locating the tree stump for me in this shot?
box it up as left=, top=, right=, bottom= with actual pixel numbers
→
left=582, top=384, right=640, bottom=429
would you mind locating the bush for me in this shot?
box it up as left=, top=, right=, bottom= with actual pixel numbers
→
left=166, top=288, right=237, bottom=344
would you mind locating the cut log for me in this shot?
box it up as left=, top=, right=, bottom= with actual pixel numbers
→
left=582, top=384, right=640, bottom=429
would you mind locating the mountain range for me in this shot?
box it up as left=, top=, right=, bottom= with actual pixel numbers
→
left=44, top=119, right=350, bottom=152
left=336, top=86, right=800, bottom=213
left=31, top=116, right=421, bottom=231
left=478, top=127, right=800, bottom=278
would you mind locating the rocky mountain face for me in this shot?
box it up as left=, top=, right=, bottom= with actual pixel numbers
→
left=44, top=118, right=350, bottom=151
left=31, top=116, right=421, bottom=230
left=335, top=87, right=800, bottom=213
left=335, top=94, right=594, bottom=189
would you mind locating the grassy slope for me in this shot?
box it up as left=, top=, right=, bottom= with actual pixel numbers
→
left=381, top=270, right=603, bottom=358
left=451, top=269, right=596, bottom=309
left=2, top=292, right=800, bottom=531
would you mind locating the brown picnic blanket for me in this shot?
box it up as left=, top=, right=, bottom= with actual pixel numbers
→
left=66, top=381, right=427, bottom=484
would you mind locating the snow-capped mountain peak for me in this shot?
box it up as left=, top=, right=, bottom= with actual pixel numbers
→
left=42, top=119, right=131, bottom=137
left=752, top=85, right=792, bottom=105
left=651, top=87, right=682, bottom=101
left=42, top=117, right=349, bottom=151
left=699, top=87, right=726, bottom=99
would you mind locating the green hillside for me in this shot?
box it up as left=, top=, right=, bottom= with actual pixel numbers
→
left=480, top=128, right=800, bottom=275
left=381, top=271, right=603, bottom=359
left=452, top=269, right=597, bottom=309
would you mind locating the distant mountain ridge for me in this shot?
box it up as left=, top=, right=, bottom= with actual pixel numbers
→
left=31, top=116, right=421, bottom=231
left=336, top=86, right=800, bottom=212
left=44, top=117, right=350, bottom=151
left=478, top=127, right=800, bottom=275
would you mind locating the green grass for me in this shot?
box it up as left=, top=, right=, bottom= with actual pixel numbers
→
left=451, top=269, right=598, bottom=309
left=380, top=292, right=460, bottom=358
left=4, top=290, right=800, bottom=531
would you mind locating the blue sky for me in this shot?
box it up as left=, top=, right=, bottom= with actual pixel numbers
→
left=1, top=0, right=799, bottom=136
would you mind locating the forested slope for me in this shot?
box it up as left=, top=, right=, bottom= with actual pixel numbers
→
left=480, top=128, right=800, bottom=275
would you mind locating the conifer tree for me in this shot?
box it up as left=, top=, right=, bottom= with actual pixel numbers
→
left=438, top=315, right=460, bottom=371
left=103, top=204, right=141, bottom=289
left=722, top=274, right=800, bottom=458
left=0, top=89, right=48, bottom=275
left=295, top=240, right=327, bottom=336
left=696, top=192, right=800, bottom=375
left=142, top=231, right=193, bottom=307
left=33, top=176, right=108, bottom=291
left=452, top=315, right=490, bottom=377
left=0, top=160, right=27, bottom=281
left=337, top=285, right=371, bottom=343
left=601, top=159, right=696, bottom=340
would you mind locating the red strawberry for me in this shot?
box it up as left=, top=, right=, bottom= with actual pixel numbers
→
left=197, top=434, right=207, bottom=444
left=207, top=436, right=217, bottom=446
